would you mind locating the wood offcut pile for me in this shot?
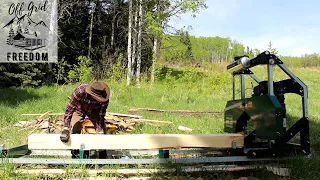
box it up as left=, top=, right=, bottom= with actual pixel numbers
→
left=16, top=111, right=172, bottom=135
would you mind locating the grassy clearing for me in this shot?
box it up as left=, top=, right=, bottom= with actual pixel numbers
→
left=1, top=63, right=320, bottom=179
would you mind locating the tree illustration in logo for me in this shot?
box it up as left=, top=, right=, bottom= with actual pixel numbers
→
left=6, top=25, right=15, bottom=45
left=17, top=23, right=22, bottom=34
left=24, top=25, right=29, bottom=34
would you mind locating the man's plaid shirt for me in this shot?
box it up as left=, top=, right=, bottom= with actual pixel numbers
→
left=63, top=84, right=109, bottom=129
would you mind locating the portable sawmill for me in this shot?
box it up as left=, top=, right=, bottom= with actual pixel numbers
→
left=225, top=51, right=310, bottom=158
left=0, top=51, right=310, bottom=167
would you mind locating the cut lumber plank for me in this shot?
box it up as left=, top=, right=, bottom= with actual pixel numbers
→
left=37, top=111, right=52, bottom=121
left=129, top=107, right=223, bottom=116
left=113, top=116, right=130, bottom=128
left=28, top=134, right=244, bottom=150
left=131, top=119, right=173, bottom=124
left=178, top=125, right=192, bottom=132
left=106, top=112, right=142, bottom=119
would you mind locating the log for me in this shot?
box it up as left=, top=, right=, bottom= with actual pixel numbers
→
left=28, top=134, right=244, bottom=150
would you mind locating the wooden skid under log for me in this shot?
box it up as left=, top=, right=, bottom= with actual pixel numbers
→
left=28, top=134, right=244, bottom=150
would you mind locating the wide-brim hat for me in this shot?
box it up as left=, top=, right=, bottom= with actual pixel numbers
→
left=85, top=81, right=110, bottom=102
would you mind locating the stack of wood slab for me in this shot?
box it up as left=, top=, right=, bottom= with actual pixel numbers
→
left=82, top=113, right=140, bottom=134
left=19, top=112, right=173, bottom=135
left=17, top=112, right=144, bottom=134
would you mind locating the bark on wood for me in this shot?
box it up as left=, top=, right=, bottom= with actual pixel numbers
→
left=131, top=2, right=138, bottom=76
left=135, top=0, right=143, bottom=86
left=88, top=1, right=96, bottom=59
left=126, top=0, right=133, bottom=86
left=151, top=36, right=158, bottom=84
left=110, top=0, right=117, bottom=48
left=151, top=3, right=159, bottom=84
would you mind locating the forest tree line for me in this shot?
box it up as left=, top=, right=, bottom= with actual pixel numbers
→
left=0, top=0, right=319, bottom=88
left=161, top=35, right=320, bottom=68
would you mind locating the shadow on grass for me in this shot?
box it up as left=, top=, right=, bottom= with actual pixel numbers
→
left=284, top=113, right=320, bottom=179
left=286, top=113, right=320, bottom=156
left=0, top=88, right=42, bottom=107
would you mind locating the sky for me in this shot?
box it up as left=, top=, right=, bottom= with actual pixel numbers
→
left=170, top=0, right=320, bottom=56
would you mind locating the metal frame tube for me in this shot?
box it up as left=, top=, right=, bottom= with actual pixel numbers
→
left=240, top=74, right=245, bottom=99
left=267, top=63, right=274, bottom=96
left=249, top=74, right=261, bottom=83
left=278, top=64, right=308, bottom=118
left=232, top=75, right=235, bottom=100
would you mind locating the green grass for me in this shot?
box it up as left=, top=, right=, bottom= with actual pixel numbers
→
left=1, top=64, right=320, bottom=179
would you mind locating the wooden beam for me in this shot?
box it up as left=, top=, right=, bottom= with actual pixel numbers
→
left=28, top=134, right=244, bottom=150
left=106, top=112, right=142, bottom=119
left=131, top=118, right=173, bottom=124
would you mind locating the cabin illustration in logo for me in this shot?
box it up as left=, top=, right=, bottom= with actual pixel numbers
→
left=13, top=32, right=46, bottom=50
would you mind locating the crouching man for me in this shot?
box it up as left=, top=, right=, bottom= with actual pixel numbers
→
left=60, top=81, right=110, bottom=158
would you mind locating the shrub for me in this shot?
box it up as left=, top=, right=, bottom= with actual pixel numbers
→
left=68, top=56, right=93, bottom=83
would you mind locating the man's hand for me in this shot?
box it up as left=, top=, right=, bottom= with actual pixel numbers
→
left=60, top=128, right=70, bottom=143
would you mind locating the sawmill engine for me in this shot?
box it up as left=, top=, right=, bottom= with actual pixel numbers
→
left=224, top=51, right=310, bottom=157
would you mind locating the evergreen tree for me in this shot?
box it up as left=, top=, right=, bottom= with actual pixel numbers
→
left=185, top=32, right=193, bottom=59
left=6, top=26, right=15, bottom=45
left=267, top=41, right=278, bottom=55
left=179, top=31, right=193, bottom=59
left=17, top=24, right=22, bottom=34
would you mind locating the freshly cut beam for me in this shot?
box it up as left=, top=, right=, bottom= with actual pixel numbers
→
left=28, top=134, right=244, bottom=150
